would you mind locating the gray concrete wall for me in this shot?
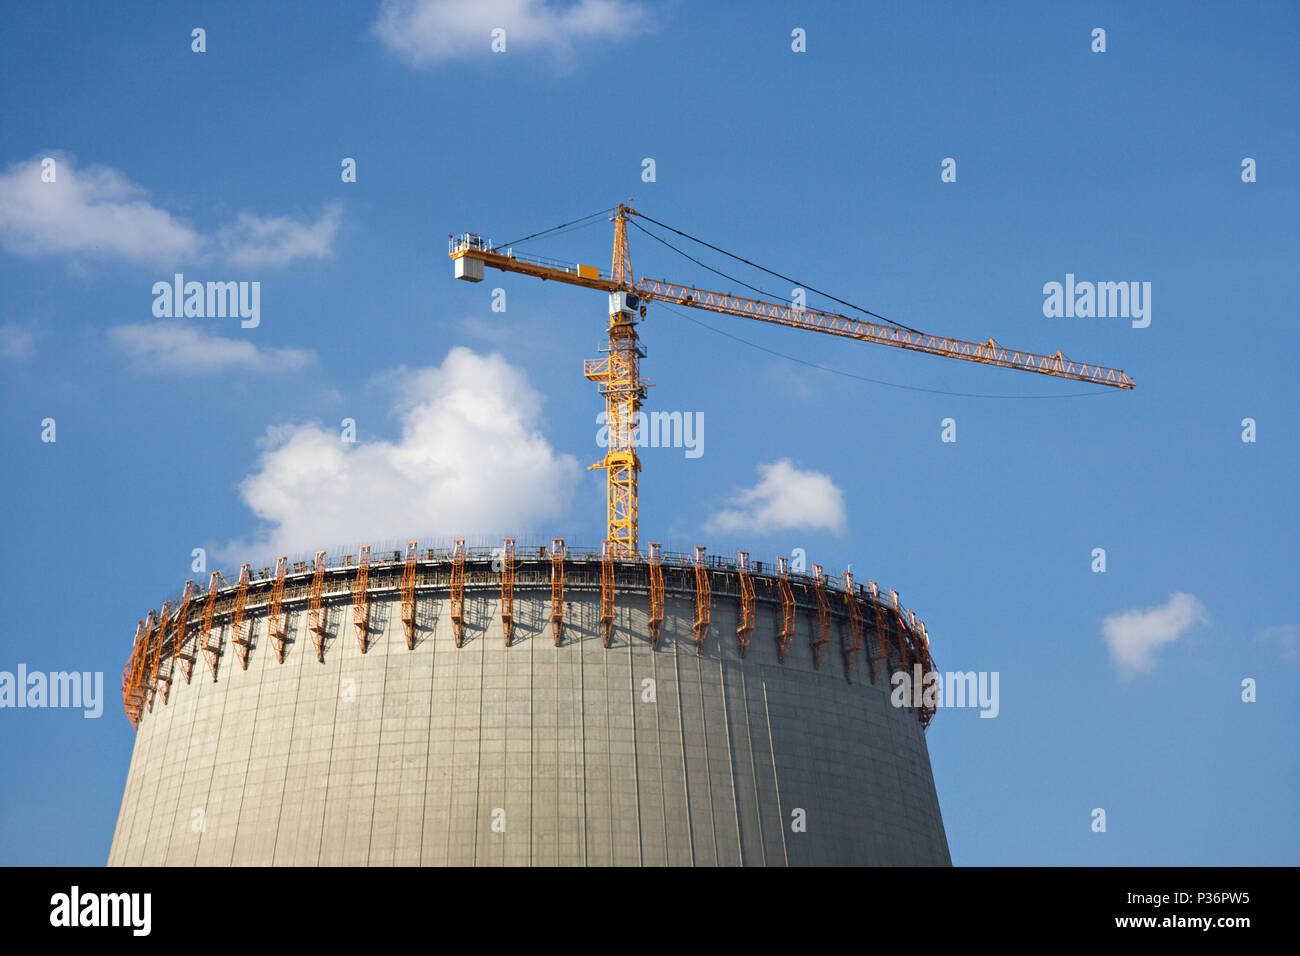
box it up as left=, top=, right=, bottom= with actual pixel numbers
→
left=108, top=588, right=950, bottom=866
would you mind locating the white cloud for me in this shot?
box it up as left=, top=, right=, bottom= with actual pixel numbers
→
left=0, top=324, right=35, bottom=360
left=705, top=458, right=847, bottom=536
left=765, top=363, right=816, bottom=401
left=0, top=154, right=203, bottom=264
left=219, top=203, right=341, bottom=268
left=0, top=153, right=337, bottom=268
left=1102, top=592, right=1209, bottom=679
left=224, top=346, right=580, bottom=560
left=459, top=315, right=516, bottom=346
left=1256, top=624, right=1298, bottom=660
left=108, top=322, right=315, bottom=373
left=372, top=0, right=652, bottom=64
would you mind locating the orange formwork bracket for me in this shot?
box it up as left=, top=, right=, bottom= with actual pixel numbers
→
left=201, top=571, right=223, bottom=680
left=401, top=541, right=418, bottom=650
left=173, top=579, right=198, bottom=685
left=736, top=551, right=755, bottom=657
left=776, top=556, right=796, bottom=663
left=903, top=606, right=936, bottom=727
left=889, top=589, right=913, bottom=672
left=146, top=601, right=170, bottom=712
left=810, top=565, right=832, bottom=670
left=842, top=571, right=864, bottom=681
left=155, top=598, right=185, bottom=705
left=308, top=550, right=328, bottom=661
left=865, top=580, right=889, bottom=680
left=550, top=538, right=565, bottom=647
left=500, top=537, right=516, bottom=647
left=910, top=611, right=934, bottom=670
left=600, top=540, right=615, bottom=647
left=648, top=542, right=664, bottom=650
left=692, top=546, right=711, bottom=654
left=450, top=539, right=466, bottom=647
left=917, top=619, right=934, bottom=673
left=231, top=564, right=252, bottom=670
left=268, top=556, right=289, bottom=663
left=916, top=618, right=936, bottom=728
left=352, top=546, right=371, bottom=653
left=122, top=618, right=148, bottom=728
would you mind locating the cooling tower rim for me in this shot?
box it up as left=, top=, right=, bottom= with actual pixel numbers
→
left=131, top=543, right=932, bottom=647
left=149, top=541, right=918, bottom=608
left=120, top=541, right=938, bottom=729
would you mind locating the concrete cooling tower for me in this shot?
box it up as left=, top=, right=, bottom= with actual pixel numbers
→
left=109, top=541, right=950, bottom=866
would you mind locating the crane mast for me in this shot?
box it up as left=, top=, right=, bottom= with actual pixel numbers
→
left=450, top=205, right=1134, bottom=554
left=582, top=205, right=647, bottom=557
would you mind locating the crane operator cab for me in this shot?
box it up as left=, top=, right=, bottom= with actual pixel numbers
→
left=609, top=291, right=643, bottom=322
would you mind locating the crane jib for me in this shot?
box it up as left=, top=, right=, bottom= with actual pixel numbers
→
left=630, top=278, right=1135, bottom=389
left=450, top=242, right=1133, bottom=390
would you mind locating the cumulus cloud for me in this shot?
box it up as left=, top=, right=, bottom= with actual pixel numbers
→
left=224, top=346, right=580, bottom=560
left=0, top=153, right=337, bottom=268
left=0, top=324, right=35, bottom=360
left=108, top=323, right=315, bottom=373
left=1102, top=592, right=1209, bottom=679
left=705, top=458, right=847, bottom=536
left=372, top=0, right=652, bottom=64
left=0, top=154, right=203, bottom=264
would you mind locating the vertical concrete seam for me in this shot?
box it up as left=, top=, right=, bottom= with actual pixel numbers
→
left=719, top=658, right=742, bottom=865
left=554, top=619, right=561, bottom=866
left=499, top=618, right=507, bottom=868
left=441, top=595, right=455, bottom=865
left=195, top=626, right=234, bottom=865
left=628, top=620, right=642, bottom=867
left=316, top=620, right=345, bottom=866
left=364, top=623, right=390, bottom=866
left=269, top=614, right=308, bottom=864
left=416, top=594, right=437, bottom=865
left=473, top=615, right=485, bottom=866
left=528, top=605, right=534, bottom=867
left=579, top=620, right=588, bottom=866
left=762, top=675, right=788, bottom=866
left=673, top=635, right=693, bottom=866
left=227, top=621, right=270, bottom=865
left=698, top=650, right=718, bottom=866
left=157, top=657, right=197, bottom=864
left=655, top=623, right=666, bottom=866
left=604, top=634, right=613, bottom=864
left=553, top=626, right=560, bottom=866
left=739, top=667, right=765, bottom=866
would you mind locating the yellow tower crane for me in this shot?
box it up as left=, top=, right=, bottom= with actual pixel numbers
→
left=450, top=204, right=1134, bottom=556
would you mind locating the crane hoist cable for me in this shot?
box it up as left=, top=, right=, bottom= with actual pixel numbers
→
left=629, top=219, right=792, bottom=307
left=633, top=217, right=902, bottom=335
left=630, top=210, right=924, bottom=335
left=512, top=216, right=610, bottom=258
left=491, top=206, right=616, bottom=252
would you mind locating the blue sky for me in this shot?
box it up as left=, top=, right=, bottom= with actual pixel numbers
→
left=0, top=0, right=1296, bottom=865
